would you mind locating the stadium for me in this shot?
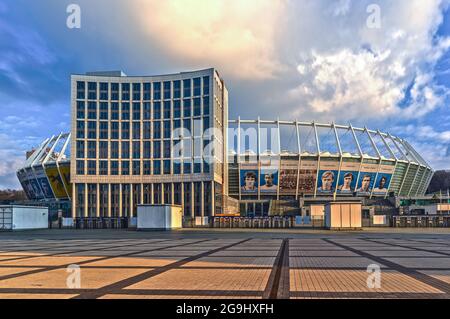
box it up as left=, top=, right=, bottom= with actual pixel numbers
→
left=15, top=68, right=434, bottom=223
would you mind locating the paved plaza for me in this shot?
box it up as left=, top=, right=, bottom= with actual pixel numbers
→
left=0, top=229, right=449, bottom=299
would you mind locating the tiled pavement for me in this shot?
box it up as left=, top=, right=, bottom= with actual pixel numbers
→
left=0, top=231, right=449, bottom=299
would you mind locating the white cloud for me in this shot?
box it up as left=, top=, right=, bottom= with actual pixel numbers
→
left=129, top=0, right=287, bottom=79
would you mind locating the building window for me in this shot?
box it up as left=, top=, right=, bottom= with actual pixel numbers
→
left=193, top=77, right=201, bottom=96
left=121, top=161, right=130, bottom=175
left=163, top=101, right=171, bottom=119
left=153, top=141, right=161, bottom=158
left=153, top=102, right=161, bottom=119
left=163, top=121, right=171, bottom=139
left=87, top=160, right=96, bottom=175
left=143, top=102, right=151, bottom=120
left=203, top=97, right=209, bottom=115
left=193, top=98, right=201, bottom=116
left=132, top=161, right=140, bottom=175
left=173, top=162, right=181, bottom=175
left=132, top=122, right=141, bottom=139
left=132, top=141, right=140, bottom=159
left=143, top=141, right=151, bottom=159
left=174, top=80, right=181, bottom=99
left=203, top=116, right=210, bottom=130
left=153, top=160, right=161, bottom=175
left=143, top=83, right=151, bottom=100
left=77, top=101, right=85, bottom=119
left=121, top=83, right=130, bottom=100
left=99, top=122, right=108, bottom=139
left=194, top=162, right=201, bottom=174
left=111, top=122, right=119, bottom=139
left=143, top=161, right=151, bottom=175
left=111, top=141, right=119, bottom=159
left=164, top=183, right=171, bottom=204
left=87, top=141, right=96, bottom=159
left=153, top=121, right=161, bottom=139
left=77, top=81, right=85, bottom=99
left=163, top=140, right=171, bottom=158
left=99, top=82, right=108, bottom=100
left=121, top=122, right=130, bottom=139
left=76, top=121, right=85, bottom=139
left=121, top=102, right=130, bottom=120
left=183, top=79, right=191, bottom=97
left=111, top=83, right=119, bottom=101
left=143, top=121, right=151, bottom=139
left=153, top=82, right=161, bottom=100
left=132, top=83, right=141, bottom=101
left=173, top=100, right=181, bottom=118
left=111, top=102, right=119, bottom=120
left=183, top=99, right=191, bottom=117
left=88, top=82, right=97, bottom=100
left=110, top=161, right=119, bottom=175
left=183, top=119, right=191, bottom=134
left=76, top=160, right=85, bottom=175
left=76, top=140, right=85, bottom=158
left=133, top=102, right=141, bottom=120
left=203, top=76, right=210, bottom=95
left=99, top=141, right=108, bottom=159
left=87, top=101, right=97, bottom=119
left=163, top=81, right=171, bottom=100
left=163, top=160, right=171, bottom=175
left=154, top=183, right=161, bottom=203
left=121, top=141, right=130, bottom=159
left=183, top=161, right=191, bottom=174
left=99, top=102, right=108, bottom=120
left=99, top=161, right=108, bottom=175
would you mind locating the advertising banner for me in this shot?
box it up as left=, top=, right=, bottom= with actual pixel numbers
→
left=17, top=170, right=33, bottom=199
left=240, top=163, right=258, bottom=194
left=45, top=166, right=69, bottom=199
left=372, top=164, right=395, bottom=196
left=298, top=160, right=317, bottom=194
left=317, top=161, right=339, bottom=195
left=336, top=161, right=360, bottom=195
left=279, top=160, right=298, bottom=194
left=356, top=163, right=378, bottom=196
left=260, top=158, right=278, bottom=193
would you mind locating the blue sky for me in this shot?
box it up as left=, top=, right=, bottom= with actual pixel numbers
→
left=1, top=0, right=450, bottom=189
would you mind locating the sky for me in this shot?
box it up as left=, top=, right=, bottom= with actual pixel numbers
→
left=1, top=0, right=450, bottom=189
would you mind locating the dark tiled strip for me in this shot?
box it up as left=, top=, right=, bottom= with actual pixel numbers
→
left=323, top=238, right=450, bottom=295
left=290, top=291, right=448, bottom=299
left=262, top=239, right=290, bottom=299
left=361, top=238, right=450, bottom=257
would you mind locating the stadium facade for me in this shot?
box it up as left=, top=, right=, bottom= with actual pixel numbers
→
left=16, top=68, right=434, bottom=219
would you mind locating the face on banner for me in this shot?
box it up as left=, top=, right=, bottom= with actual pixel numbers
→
left=317, top=170, right=338, bottom=194
left=240, top=170, right=258, bottom=193
left=356, top=173, right=377, bottom=194
left=372, top=174, right=392, bottom=195
left=260, top=169, right=278, bottom=192
left=337, top=171, right=358, bottom=194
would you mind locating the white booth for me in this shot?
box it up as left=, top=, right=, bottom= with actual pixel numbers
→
left=137, top=204, right=183, bottom=230
left=0, top=205, right=48, bottom=231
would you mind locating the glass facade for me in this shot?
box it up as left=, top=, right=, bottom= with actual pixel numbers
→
left=71, top=69, right=226, bottom=218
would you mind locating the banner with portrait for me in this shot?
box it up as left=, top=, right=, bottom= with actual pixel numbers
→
left=298, top=160, right=317, bottom=194
left=317, top=161, right=339, bottom=195
left=356, top=163, right=378, bottom=196
left=240, top=163, right=258, bottom=194
left=372, top=164, right=395, bottom=196
left=279, top=159, right=298, bottom=194
left=336, top=161, right=360, bottom=195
